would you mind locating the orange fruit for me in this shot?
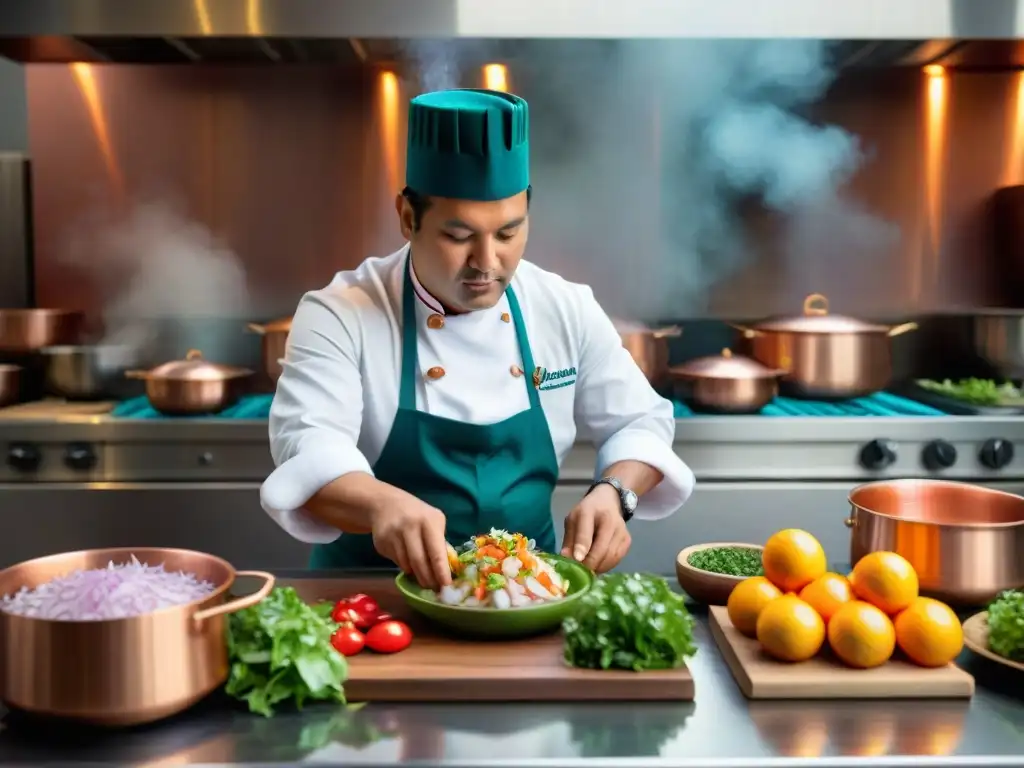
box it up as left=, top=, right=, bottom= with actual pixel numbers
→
left=827, top=600, right=896, bottom=669
left=727, top=576, right=783, bottom=637
left=894, top=597, right=964, bottom=667
left=799, top=572, right=854, bottom=624
left=762, top=529, right=827, bottom=593
left=756, top=594, right=826, bottom=662
left=851, top=551, right=919, bottom=615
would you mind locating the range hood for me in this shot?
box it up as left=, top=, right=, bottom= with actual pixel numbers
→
left=1, top=0, right=1024, bottom=67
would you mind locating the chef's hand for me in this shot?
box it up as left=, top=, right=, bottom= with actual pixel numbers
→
left=371, top=495, right=452, bottom=590
left=561, top=484, right=631, bottom=573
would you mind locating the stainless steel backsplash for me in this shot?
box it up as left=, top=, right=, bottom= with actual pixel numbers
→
left=21, top=63, right=1024, bottom=325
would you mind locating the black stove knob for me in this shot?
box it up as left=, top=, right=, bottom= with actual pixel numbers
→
left=860, top=438, right=897, bottom=470
left=980, top=438, right=1014, bottom=470
left=64, top=443, right=97, bottom=471
left=7, top=443, right=41, bottom=473
left=922, top=439, right=957, bottom=470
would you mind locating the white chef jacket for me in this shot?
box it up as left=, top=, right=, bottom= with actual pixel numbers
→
left=261, top=245, right=695, bottom=543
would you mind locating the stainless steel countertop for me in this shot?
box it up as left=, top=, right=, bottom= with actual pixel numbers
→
left=0, top=572, right=1021, bottom=768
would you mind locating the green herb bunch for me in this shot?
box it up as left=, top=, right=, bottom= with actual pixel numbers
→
left=226, top=586, right=348, bottom=717
left=987, top=589, right=1024, bottom=662
left=563, top=573, right=697, bottom=671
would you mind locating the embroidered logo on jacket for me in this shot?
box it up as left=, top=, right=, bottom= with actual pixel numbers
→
left=532, top=366, right=578, bottom=391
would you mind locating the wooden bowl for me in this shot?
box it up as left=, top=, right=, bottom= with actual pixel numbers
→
left=675, top=542, right=764, bottom=605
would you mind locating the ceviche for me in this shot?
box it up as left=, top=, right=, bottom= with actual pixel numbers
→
left=434, top=529, right=569, bottom=609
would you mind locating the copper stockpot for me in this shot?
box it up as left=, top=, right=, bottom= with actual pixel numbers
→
left=0, top=547, right=274, bottom=726
left=846, top=479, right=1024, bottom=606
left=0, top=309, right=83, bottom=353
left=615, top=322, right=682, bottom=386
left=125, top=349, right=254, bottom=415
left=0, top=363, right=22, bottom=407
left=668, top=348, right=783, bottom=413
left=247, top=317, right=291, bottom=382
left=733, top=293, right=918, bottom=399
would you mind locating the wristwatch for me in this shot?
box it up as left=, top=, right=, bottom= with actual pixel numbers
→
left=587, top=476, right=638, bottom=522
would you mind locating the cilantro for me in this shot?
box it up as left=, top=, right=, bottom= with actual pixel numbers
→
left=226, top=586, right=348, bottom=717
left=481, top=556, right=499, bottom=566
left=563, top=573, right=697, bottom=671
left=486, top=573, right=507, bottom=591
left=458, top=550, right=476, bottom=563
left=988, top=589, right=1024, bottom=662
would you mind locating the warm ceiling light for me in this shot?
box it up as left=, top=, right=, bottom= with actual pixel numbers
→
left=923, top=65, right=946, bottom=78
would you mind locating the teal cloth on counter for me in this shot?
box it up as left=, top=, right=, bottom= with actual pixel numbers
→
left=673, top=392, right=945, bottom=418
left=112, top=394, right=274, bottom=419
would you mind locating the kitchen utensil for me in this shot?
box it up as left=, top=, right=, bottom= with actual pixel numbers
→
left=41, top=344, right=136, bottom=400
left=246, top=317, right=291, bottom=382
left=0, top=547, right=274, bottom=726
left=0, top=309, right=83, bottom=353
left=972, top=310, right=1024, bottom=379
left=669, top=349, right=781, bottom=413
left=709, top=607, right=975, bottom=699
left=289, top=576, right=695, bottom=701
left=394, top=554, right=593, bottom=638
left=962, top=611, right=1024, bottom=673
left=846, top=479, right=1024, bottom=606
left=0, top=363, right=22, bottom=407
left=124, top=349, right=253, bottom=415
left=614, top=322, right=682, bottom=386
left=675, top=543, right=764, bottom=605
left=731, top=293, right=918, bottom=399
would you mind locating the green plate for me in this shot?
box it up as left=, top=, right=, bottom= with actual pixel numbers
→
left=395, top=554, right=594, bottom=638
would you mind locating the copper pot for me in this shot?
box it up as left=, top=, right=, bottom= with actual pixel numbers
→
left=733, top=293, right=918, bottom=399
left=0, top=309, right=83, bottom=353
left=669, top=348, right=783, bottom=413
left=125, top=349, right=253, bottom=415
left=0, top=363, right=22, bottom=407
left=615, top=322, right=682, bottom=386
left=0, top=547, right=274, bottom=726
left=846, top=479, right=1024, bottom=606
left=247, top=317, right=291, bottom=382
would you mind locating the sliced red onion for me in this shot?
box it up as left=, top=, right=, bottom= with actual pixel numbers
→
left=1, top=555, right=216, bottom=620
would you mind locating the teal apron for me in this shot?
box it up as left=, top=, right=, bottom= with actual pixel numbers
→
left=309, top=257, right=560, bottom=569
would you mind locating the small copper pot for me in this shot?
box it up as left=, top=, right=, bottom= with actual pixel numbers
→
left=125, top=349, right=254, bottom=415
left=0, top=309, right=83, bottom=353
left=0, top=547, right=274, bottom=726
left=615, top=322, right=682, bottom=386
left=732, top=293, right=918, bottom=399
left=669, top=348, right=783, bottom=413
left=247, top=317, right=291, bottom=382
left=0, top=363, right=22, bottom=407
left=846, top=479, right=1024, bottom=606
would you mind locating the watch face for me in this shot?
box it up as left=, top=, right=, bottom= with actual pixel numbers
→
left=623, top=489, right=638, bottom=512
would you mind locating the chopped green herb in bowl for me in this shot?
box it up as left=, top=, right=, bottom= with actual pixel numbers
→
left=675, top=542, right=765, bottom=605
left=686, top=546, right=764, bottom=577
left=987, top=589, right=1024, bottom=663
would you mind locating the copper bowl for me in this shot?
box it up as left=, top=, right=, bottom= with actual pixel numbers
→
left=846, top=479, right=1024, bottom=606
left=675, top=542, right=765, bottom=605
left=0, top=547, right=274, bottom=726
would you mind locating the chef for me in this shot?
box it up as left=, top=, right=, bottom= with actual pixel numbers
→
left=261, top=88, right=695, bottom=588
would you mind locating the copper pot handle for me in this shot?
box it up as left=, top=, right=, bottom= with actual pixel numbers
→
left=803, top=293, right=829, bottom=316
left=844, top=517, right=855, bottom=528
left=246, top=323, right=267, bottom=335
left=124, top=370, right=148, bottom=380
left=192, top=570, right=275, bottom=626
left=728, top=323, right=762, bottom=339
left=652, top=325, right=683, bottom=340
left=185, top=349, right=203, bottom=360
left=887, top=322, right=919, bottom=338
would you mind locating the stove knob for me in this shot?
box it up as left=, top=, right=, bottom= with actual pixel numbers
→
left=64, top=443, right=97, bottom=471
left=979, top=438, right=1015, bottom=470
left=7, top=443, right=41, bottom=473
left=859, top=438, right=897, bottom=470
left=922, top=439, right=957, bottom=470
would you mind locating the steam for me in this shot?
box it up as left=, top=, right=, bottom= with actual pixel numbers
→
left=60, top=200, right=251, bottom=366
left=400, top=39, right=899, bottom=320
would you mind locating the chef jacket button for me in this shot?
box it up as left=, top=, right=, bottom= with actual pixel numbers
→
left=426, top=366, right=446, bottom=380
left=501, top=312, right=511, bottom=323
left=427, top=314, right=445, bottom=329
left=510, top=365, right=523, bottom=377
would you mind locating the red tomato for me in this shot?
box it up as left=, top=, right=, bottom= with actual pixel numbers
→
left=364, top=620, right=413, bottom=654
left=331, top=602, right=362, bottom=625
left=330, top=625, right=365, bottom=656
left=355, top=611, right=393, bottom=631
left=347, top=594, right=380, bottom=614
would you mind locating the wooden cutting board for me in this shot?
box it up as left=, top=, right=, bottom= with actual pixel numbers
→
left=708, top=606, right=974, bottom=700
left=284, top=577, right=695, bottom=702
left=0, top=400, right=115, bottom=419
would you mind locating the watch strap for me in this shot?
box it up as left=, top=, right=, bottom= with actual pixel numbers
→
left=587, top=477, right=636, bottom=522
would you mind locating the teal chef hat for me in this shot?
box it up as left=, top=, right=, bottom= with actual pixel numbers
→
left=405, top=88, right=530, bottom=202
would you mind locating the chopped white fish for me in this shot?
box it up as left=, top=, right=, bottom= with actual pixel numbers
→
left=491, top=589, right=512, bottom=609
left=525, top=575, right=554, bottom=600
left=439, top=584, right=470, bottom=605
left=463, top=564, right=478, bottom=582
left=501, top=556, right=522, bottom=579
left=506, top=578, right=529, bottom=607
